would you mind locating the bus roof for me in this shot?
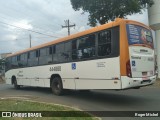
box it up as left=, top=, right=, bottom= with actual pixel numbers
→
left=7, top=18, right=151, bottom=58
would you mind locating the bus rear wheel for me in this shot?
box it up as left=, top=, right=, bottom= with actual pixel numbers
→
left=51, top=77, right=63, bottom=95
left=13, top=78, right=20, bottom=89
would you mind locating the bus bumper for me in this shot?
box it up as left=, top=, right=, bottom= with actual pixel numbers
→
left=121, top=75, right=157, bottom=89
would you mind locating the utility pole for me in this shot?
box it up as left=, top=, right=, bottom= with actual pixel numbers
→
left=29, top=34, right=31, bottom=48
left=62, top=19, right=76, bottom=36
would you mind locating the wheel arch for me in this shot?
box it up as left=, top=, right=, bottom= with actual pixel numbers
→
left=11, top=75, right=16, bottom=85
left=50, top=74, right=62, bottom=87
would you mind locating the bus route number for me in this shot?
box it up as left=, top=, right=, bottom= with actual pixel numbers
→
left=50, top=66, right=61, bottom=71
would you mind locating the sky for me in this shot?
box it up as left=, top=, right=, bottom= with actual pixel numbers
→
left=0, top=0, right=149, bottom=54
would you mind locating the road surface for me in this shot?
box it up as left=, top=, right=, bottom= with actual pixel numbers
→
left=0, top=83, right=160, bottom=120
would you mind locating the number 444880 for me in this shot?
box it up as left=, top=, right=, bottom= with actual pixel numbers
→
left=49, top=66, right=61, bottom=71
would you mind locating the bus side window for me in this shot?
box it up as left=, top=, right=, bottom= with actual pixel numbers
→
left=28, top=50, right=38, bottom=67
left=55, top=43, right=65, bottom=63
left=49, top=46, right=53, bottom=55
left=23, top=53, right=28, bottom=67
left=72, top=40, right=77, bottom=60
left=98, top=30, right=112, bottom=56
left=18, top=53, right=27, bottom=68
left=5, top=57, right=12, bottom=71
left=11, top=56, right=18, bottom=69
left=47, top=47, right=53, bottom=64
left=77, top=34, right=96, bottom=59
left=27, top=52, right=30, bottom=59
left=39, top=48, right=47, bottom=65
left=39, top=47, right=52, bottom=65
left=36, top=50, right=40, bottom=58
left=52, top=45, right=58, bottom=63
left=64, top=42, right=71, bottom=61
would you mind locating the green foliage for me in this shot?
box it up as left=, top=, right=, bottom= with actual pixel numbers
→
left=70, top=0, right=154, bottom=26
left=0, top=99, right=97, bottom=120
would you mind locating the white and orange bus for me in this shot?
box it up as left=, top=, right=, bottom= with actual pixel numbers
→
left=5, top=18, right=156, bottom=95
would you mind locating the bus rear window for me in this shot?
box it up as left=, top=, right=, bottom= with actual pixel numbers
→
left=126, top=24, right=153, bottom=48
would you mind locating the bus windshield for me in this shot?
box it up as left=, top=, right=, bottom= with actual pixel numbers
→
left=126, top=24, right=153, bottom=48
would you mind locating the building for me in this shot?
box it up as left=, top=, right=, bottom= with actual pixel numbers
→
left=148, top=0, right=160, bottom=78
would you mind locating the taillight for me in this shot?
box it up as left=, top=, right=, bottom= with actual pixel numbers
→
left=126, top=60, right=132, bottom=78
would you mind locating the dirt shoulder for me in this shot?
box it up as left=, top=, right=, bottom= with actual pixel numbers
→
left=154, top=78, right=160, bottom=87
left=0, top=76, right=5, bottom=84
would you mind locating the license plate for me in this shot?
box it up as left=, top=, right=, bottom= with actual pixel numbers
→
left=142, top=72, right=147, bottom=76
left=142, top=72, right=148, bottom=80
left=142, top=77, right=148, bottom=80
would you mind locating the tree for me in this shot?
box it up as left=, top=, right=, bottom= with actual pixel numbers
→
left=70, top=0, right=154, bottom=26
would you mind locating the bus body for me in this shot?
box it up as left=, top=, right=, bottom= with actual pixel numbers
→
left=5, top=18, right=156, bottom=95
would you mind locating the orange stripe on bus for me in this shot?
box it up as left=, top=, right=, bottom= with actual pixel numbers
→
left=119, top=20, right=129, bottom=76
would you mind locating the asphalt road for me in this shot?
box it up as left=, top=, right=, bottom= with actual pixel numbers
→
left=0, top=83, right=160, bottom=120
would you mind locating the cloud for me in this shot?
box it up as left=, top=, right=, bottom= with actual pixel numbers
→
left=0, top=0, right=149, bottom=54
left=11, top=20, right=33, bottom=29
left=127, top=9, right=148, bottom=25
left=3, top=34, right=17, bottom=40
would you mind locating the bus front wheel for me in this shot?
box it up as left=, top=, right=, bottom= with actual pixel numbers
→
left=13, top=78, right=20, bottom=89
left=51, top=77, right=63, bottom=95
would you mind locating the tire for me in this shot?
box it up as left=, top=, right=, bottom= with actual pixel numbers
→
left=13, top=78, right=20, bottom=89
left=51, top=77, right=63, bottom=95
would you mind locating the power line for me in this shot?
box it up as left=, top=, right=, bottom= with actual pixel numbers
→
left=0, top=14, right=54, bottom=34
left=0, top=33, right=61, bottom=42
left=0, top=4, right=62, bottom=30
left=0, top=15, right=67, bottom=37
left=62, top=19, right=76, bottom=36
left=0, top=20, right=59, bottom=38
left=0, top=39, right=22, bottom=42
left=17, top=36, right=56, bottom=40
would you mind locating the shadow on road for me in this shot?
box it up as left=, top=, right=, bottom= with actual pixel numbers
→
left=11, top=86, right=52, bottom=94
left=9, top=86, right=152, bottom=107
left=64, top=90, right=151, bottom=106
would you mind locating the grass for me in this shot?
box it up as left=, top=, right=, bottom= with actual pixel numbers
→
left=0, top=99, right=98, bottom=120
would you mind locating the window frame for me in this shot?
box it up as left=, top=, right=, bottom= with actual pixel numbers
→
left=97, top=29, right=112, bottom=57
left=6, top=26, right=120, bottom=69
